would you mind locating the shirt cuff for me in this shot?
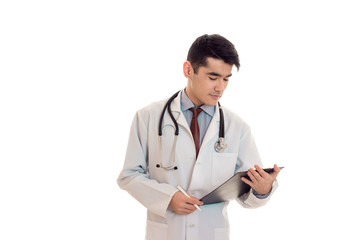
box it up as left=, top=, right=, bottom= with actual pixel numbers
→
left=252, top=188, right=272, bottom=199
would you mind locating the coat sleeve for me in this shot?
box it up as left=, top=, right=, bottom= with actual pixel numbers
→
left=237, top=180, right=278, bottom=208
left=117, top=111, right=178, bottom=218
left=234, top=123, right=278, bottom=208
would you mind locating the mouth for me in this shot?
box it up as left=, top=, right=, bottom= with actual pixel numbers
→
left=209, top=94, right=221, bottom=100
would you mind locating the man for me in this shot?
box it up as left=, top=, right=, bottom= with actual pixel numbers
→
left=117, top=34, right=280, bottom=240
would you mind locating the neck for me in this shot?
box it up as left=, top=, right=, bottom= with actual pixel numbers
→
left=185, top=88, right=202, bottom=107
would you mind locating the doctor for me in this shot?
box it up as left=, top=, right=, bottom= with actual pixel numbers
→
left=117, top=34, right=281, bottom=240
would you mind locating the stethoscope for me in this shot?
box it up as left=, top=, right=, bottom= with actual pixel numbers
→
left=156, top=90, right=227, bottom=170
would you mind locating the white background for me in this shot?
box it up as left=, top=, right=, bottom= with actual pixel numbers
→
left=1, top=0, right=359, bottom=239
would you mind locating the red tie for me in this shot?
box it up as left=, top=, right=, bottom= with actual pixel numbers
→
left=190, top=108, right=203, bottom=158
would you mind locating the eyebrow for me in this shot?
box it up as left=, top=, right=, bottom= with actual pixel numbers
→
left=207, top=72, right=232, bottom=78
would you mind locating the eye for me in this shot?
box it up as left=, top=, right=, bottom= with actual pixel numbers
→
left=209, top=77, right=217, bottom=80
left=224, top=78, right=229, bottom=82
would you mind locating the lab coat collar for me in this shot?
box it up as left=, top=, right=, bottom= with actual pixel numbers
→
left=161, top=90, right=191, bottom=134
left=161, top=89, right=220, bottom=150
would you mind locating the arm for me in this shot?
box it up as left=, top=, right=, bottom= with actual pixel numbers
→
left=237, top=179, right=278, bottom=208
left=117, top=111, right=178, bottom=218
left=235, top=125, right=279, bottom=208
left=238, top=164, right=280, bottom=208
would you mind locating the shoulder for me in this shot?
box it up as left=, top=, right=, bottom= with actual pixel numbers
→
left=135, top=98, right=168, bottom=121
left=221, top=106, right=246, bottom=123
left=221, top=106, right=251, bottom=132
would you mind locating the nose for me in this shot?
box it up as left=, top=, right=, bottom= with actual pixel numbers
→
left=214, top=79, right=226, bottom=92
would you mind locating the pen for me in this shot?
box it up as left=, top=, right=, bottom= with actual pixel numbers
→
left=177, top=185, right=202, bottom=212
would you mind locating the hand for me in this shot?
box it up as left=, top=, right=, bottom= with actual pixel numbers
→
left=241, top=164, right=281, bottom=195
left=169, top=191, right=203, bottom=215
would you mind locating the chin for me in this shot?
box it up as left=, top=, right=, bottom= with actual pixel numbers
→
left=205, top=100, right=218, bottom=106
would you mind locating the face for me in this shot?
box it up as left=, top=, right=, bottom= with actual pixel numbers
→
left=184, top=57, right=233, bottom=106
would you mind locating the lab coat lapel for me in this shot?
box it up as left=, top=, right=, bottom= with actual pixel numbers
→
left=200, top=103, right=220, bottom=151
left=161, top=92, right=190, bottom=134
left=188, top=105, right=219, bottom=192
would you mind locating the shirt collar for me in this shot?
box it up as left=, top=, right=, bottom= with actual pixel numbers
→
left=180, top=89, right=215, bottom=117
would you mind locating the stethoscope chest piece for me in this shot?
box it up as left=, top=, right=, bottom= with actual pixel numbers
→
left=214, top=137, right=227, bottom=153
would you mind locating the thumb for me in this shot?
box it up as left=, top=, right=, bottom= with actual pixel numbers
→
left=270, top=164, right=281, bottom=178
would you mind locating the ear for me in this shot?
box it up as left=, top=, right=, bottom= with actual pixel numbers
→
left=183, top=61, right=193, bottom=79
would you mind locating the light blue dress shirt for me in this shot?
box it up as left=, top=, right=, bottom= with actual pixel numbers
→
left=180, top=90, right=215, bottom=146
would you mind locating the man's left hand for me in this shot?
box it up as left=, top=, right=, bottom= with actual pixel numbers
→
left=241, top=164, right=281, bottom=195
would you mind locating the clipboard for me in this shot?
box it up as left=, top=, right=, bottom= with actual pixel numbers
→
left=200, top=167, right=284, bottom=205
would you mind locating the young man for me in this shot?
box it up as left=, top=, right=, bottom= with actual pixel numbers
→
left=117, top=34, right=280, bottom=240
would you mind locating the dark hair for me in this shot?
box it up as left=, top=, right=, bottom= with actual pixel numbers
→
left=187, top=34, right=240, bottom=74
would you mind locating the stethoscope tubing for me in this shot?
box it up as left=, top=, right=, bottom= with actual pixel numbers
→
left=158, top=90, right=181, bottom=136
left=158, top=90, right=224, bottom=138
left=157, top=90, right=226, bottom=170
left=218, top=104, right=224, bottom=139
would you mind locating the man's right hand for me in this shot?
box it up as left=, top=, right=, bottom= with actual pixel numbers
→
left=169, top=191, right=203, bottom=215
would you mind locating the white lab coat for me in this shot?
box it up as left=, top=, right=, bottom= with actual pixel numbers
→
left=117, top=92, right=278, bottom=240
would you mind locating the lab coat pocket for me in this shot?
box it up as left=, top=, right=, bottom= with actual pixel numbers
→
left=146, top=220, right=168, bottom=240
left=212, top=152, right=237, bottom=186
left=214, top=227, right=230, bottom=240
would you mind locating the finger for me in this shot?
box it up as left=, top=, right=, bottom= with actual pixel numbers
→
left=184, top=202, right=199, bottom=210
left=270, top=164, right=281, bottom=178
left=179, top=208, right=195, bottom=215
left=184, top=194, right=203, bottom=206
left=254, top=164, right=268, bottom=178
left=249, top=168, right=261, bottom=181
left=173, top=202, right=192, bottom=215
left=184, top=202, right=197, bottom=211
left=247, top=170, right=258, bottom=183
left=183, top=209, right=195, bottom=215
left=176, top=199, right=195, bottom=212
left=274, top=164, right=280, bottom=172
left=241, top=177, right=254, bottom=188
left=189, top=196, right=203, bottom=206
